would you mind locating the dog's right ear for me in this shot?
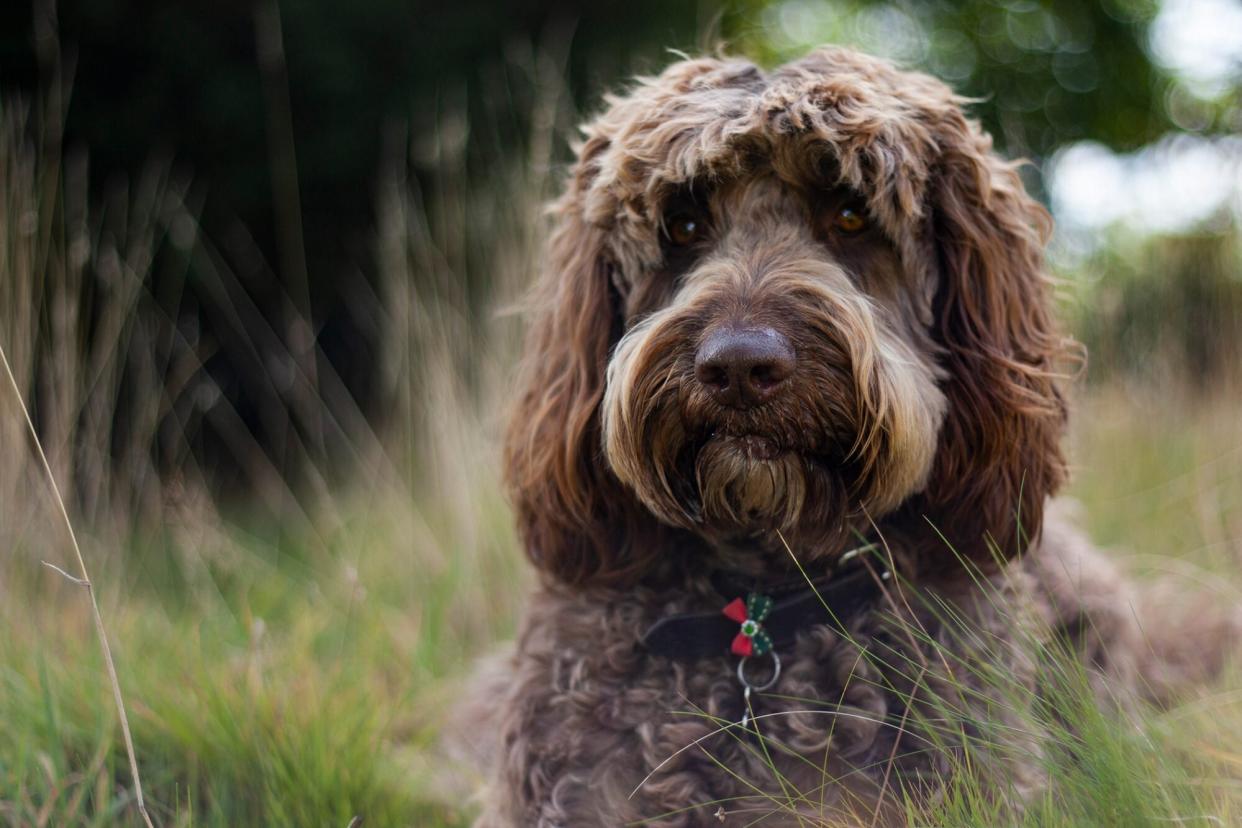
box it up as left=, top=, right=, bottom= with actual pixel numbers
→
left=919, top=108, right=1071, bottom=566
left=503, top=139, right=660, bottom=586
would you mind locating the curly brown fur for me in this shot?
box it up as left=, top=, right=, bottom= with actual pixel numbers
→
left=471, top=47, right=1240, bottom=826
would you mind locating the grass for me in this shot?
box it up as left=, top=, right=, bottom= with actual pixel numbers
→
left=3, top=47, right=1242, bottom=828
left=0, top=485, right=524, bottom=827
left=1, top=74, right=534, bottom=825
left=1070, top=382, right=1242, bottom=579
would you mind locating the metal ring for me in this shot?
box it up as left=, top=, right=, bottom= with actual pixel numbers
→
left=736, top=650, right=782, bottom=693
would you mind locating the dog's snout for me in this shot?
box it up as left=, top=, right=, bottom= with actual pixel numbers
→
left=694, top=326, right=795, bottom=408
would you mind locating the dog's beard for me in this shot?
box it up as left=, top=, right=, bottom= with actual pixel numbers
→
left=692, top=435, right=857, bottom=550
left=605, top=355, right=864, bottom=553
left=696, top=435, right=806, bottom=533
left=602, top=291, right=947, bottom=559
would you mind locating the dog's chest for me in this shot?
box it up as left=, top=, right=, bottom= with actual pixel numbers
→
left=526, top=590, right=922, bottom=814
left=506, top=577, right=1047, bottom=826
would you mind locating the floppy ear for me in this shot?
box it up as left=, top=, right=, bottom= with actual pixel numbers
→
left=921, top=112, right=1070, bottom=564
left=502, top=142, right=665, bottom=585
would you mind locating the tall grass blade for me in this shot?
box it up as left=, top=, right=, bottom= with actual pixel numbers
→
left=0, top=340, right=156, bottom=828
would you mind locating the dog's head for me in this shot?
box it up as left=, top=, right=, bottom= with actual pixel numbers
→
left=505, top=48, right=1070, bottom=585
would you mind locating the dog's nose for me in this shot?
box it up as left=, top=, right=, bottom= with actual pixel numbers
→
left=694, top=326, right=795, bottom=408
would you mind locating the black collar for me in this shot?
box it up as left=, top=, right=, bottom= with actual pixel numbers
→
left=640, top=556, right=887, bottom=662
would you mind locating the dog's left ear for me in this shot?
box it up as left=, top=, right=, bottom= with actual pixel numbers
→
left=920, top=110, right=1070, bottom=564
left=502, top=136, right=668, bottom=586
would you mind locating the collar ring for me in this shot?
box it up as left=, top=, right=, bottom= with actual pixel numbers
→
left=736, top=650, right=781, bottom=693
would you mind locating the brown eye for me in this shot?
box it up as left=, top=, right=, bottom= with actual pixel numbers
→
left=666, top=213, right=705, bottom=247
left=831, top=205, right=867, bottom=235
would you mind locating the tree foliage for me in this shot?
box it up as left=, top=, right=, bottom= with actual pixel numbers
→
left=726, top=0, right=1175, bottom=161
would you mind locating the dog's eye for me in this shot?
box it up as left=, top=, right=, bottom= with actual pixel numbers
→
left=831, top=204, right=868, bottom=235
left=665, top=211, right=706, bottom=247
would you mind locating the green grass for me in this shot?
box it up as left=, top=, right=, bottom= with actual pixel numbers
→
left=1070, top=383, right=1242, bottom=578
left=0, top=487, right=524, bottom=827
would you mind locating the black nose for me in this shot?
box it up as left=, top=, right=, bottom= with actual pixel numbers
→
left=694, top=326, right=795, bottom=408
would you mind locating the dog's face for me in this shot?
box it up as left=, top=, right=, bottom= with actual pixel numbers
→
left=506, top=48, right=1070, bottom=584
left=602, top=171, right=947, bottom=553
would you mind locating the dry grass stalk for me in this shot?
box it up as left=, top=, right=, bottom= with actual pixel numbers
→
left=0, top=341, right=155, bottom=828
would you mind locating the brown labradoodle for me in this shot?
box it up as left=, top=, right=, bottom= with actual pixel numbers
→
left=463, top=46, right=1240, bottom=826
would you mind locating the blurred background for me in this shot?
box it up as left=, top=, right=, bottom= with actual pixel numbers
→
left=1, top=0, right=1240, bottom=825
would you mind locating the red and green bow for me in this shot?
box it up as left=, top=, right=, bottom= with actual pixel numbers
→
left=721, top=592, right=774, bottom=656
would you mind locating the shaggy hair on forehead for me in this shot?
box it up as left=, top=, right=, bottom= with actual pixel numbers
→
left=462, top=47, right=1240, bottom=826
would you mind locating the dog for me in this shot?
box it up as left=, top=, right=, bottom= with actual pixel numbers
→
left=464, top=47, right=1240, bottom=826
